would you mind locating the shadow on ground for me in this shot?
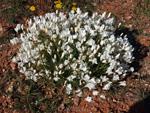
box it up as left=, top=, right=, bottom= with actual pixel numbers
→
left=115, top=27, right=150, bottom=113
left=115, top=27, right=149, bottom=72
left=128, top=95, right=150, bottom=113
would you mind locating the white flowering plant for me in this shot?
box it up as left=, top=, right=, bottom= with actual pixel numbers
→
left=10, top=8, right=134, bottom=97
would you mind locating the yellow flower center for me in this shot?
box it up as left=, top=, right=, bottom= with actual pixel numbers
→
left=72, top=7, right=77, bottom=11
left=72, top=2, right=77, bottom=5
left=56, top=3, right=62, bottom=9
left=54, top=0, right=62, bottom=4
left=30, top=6, right=35, bottom=11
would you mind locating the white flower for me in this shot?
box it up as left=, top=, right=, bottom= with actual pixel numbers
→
left=92, top=90, right=99, bottom=96
left=99, top=24, right=105, bottom=32
left=53, top=75, right=60, bottom=81
left=75, top=88, right=82, bottom=97
left=119, top=81, right=126, bottom=86
left=61, top=51, right=67, bottom=59
left=52, top=34, right=57, bottom=39
left=104, top=18, right=114, bottom=25
left=100, top=94, right=106, bottom=99
left=59, top=64, right=63, bottom=69
left=128, top=67, right=134, bottom=72
left=77, top=91, right=82, bottom=97
left=101, top=76, right=109, bottom=82
left=19, top=67, right=26, bottom=73
left=109, top=35, right=115, bottom=42
left=64, top=60, right=69, bottom=65
left=67, top=75, right=76, bottom=81
left=113, top=75, right=119, bottom=81
left=66, top=84, right=72, bottom=94
left=18, top=62, right=24, bottom=67
left=115, top=53, right=120, bottom=60
left=101, top=12, right=106, bottom=19
left=76, top=8, right=81, bottom=14
left=98, top=53, right=101, bottom=57
left=85, top=82, right=96, bottom=90
left=12, top=57, right=17, bottom=62
left=38, top=44, right=44, bottom=51
left=76, top=41, right=81, bottom=48
left=68, top=36, right=74, bottom=43
left=118, top=23, right=121, bottom=28
left=75, top=22, right=81, bottom=32
left=106, top=67, right=113, bottom=75
left=89, top=78, right=96, bottom=84
left=92, top=58, right=98, bottom=64
left=96, top=78, right=101, bottom=83
left=10, top=37, right=21, bottom=45
left=103, top=82, right=112, bottom=90
left=69, top=54, right=73, bottom=60
left=70, top=63, right=77, bottom=70
left=85, top=96, right=92, bottom=102
left=84, top=78, right=97, bottom=90
left=100, top=40, right=105, bottom=46
left=14, top=24, right=21, bottom=32
left=107, top=12, right=111, bottom=18
left=86, top=39, right=95, bottom=46
left=82, top=74, right=90, bottom=82
left=91, top=45, right=96, bottom=52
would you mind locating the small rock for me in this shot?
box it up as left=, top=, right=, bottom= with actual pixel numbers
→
left=113, top=98, right=117, bottom=102
left=2, top=100, right=7, bottom=107
left=0, top=96, right=6, bottom=103
left=126, top=16, right=132, bottom=20
left=6, top=96, right=11, bottom=103
left=10, top=62, right=17, bottom=71
left=0, top=24, right=3, bottom=35
left=73, top=96, right=80, bottom=106
left=57, top=102, right=65, bottom=112
left=6, top=82, right=14, bottom=93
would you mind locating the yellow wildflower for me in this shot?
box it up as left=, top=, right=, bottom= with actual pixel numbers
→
left=72, top=2, right=77, bottom=5
left=30, top=6, right=35, bottom=11
left=54, top=0, right=62, bottom=4
left=56, top=3, right=62, bottom=9
left=72, top=7, right=77, bottom=11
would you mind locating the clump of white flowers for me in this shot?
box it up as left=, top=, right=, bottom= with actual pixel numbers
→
left=10, top=8, right=134, bottom=97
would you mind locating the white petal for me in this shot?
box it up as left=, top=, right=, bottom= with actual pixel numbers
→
left=85, top=96, right=92, bottom=102
left=12, top=57, right=17, bottom=62
left=103, top=82, right=112, bottom=90
left=66, top=84, right=72, bottom=94
left=92, top=90, right=99, bottom=96
left=100, top=94, right=106, bottom=99
left=84, top=83, right=96, bottom=90
left=104, top=18, right=114, bottom=25
left=113, top=75, right=119, bottom=81
left=83, top=74, right=90, bottom=82
left=75, top=89, right=82, bottom=97
left=119, top=81, right=126, bottom=86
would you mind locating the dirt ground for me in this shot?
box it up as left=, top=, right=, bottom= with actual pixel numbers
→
left=0, top=0, right=150, bottom=113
